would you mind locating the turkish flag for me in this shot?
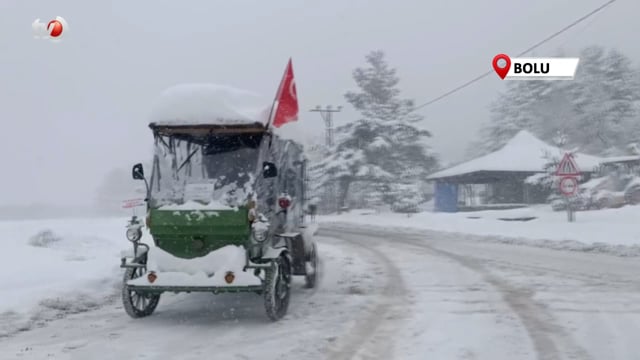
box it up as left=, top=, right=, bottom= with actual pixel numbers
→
left=270, top=58, right=299, bottom=128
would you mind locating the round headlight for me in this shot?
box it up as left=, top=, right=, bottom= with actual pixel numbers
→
left=126, top=227, right=142, bottom=242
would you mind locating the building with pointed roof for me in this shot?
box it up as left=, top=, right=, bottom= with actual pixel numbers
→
left=428, top=130, right=604, bottom=212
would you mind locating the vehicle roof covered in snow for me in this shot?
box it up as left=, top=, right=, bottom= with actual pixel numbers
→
left=148, top=83, right=271, bottom=129
left=149, top=123, right=268, bottom=139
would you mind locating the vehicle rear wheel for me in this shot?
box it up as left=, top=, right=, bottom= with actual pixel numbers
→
left=122, top=263, right=160, bottom=318
left=264, top=254, right=291, bottom=321
left=304, top=242, right=317, bottom=289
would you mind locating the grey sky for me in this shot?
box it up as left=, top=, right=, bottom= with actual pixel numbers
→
left=0, top=0, right=637, bottom=206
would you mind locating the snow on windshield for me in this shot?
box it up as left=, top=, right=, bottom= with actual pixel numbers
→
left=149, top=83, right=271, bottom=126
left=149, top=137, right=259, bottom=209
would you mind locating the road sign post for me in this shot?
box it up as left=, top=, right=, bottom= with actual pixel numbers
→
left=555, top=153, right=581, bottom=223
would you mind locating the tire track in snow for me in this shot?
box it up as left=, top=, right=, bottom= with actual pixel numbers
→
left=318, top=231, right=408, bottom=360
left=329, top=225, right=594, bottom=360
left=418, top=246, right=593, bottom=360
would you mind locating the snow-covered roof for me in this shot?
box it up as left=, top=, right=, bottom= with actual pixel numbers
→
left=149, top=83, right=271, bottom=127
left=600, top=155, right=640, bottom=164
left=427, top=130, right=604, bottom=180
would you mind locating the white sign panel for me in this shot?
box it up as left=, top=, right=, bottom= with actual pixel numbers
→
left=184, top=182, right=214, bottom=202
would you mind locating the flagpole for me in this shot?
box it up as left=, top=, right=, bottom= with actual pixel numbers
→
left=265, top=58, right=292, bottom=130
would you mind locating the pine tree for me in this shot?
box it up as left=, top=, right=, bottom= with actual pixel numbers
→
left=475, top=79, right=558, bottom=155
left=476, top=45, right=640, bottom=157
left=568, top=46, right=640, bottom=154
left=318, top=50, right=438, bottom=209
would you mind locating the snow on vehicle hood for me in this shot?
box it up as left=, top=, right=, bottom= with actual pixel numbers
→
left=149, top=83, right=271, bottom=126
left=157, top=200, right=235, bottom=211
left=128, top=245, right=261, bottom=287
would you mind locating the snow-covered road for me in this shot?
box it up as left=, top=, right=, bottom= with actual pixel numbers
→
left=3, top=224, right=640, bottom=359
left=322, top=225, right=640, bottom=359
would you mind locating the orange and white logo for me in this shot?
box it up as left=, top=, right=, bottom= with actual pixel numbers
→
left=33, top=16, right=68, bottom=42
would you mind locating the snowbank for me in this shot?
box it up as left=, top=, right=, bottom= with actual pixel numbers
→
left=149, top=83, right=270, bottom=126
left=321, top=205, right=640, bottom=255
left=0, top=217, right=130, bottom=337
left=129, top=245, right=260, bottom=287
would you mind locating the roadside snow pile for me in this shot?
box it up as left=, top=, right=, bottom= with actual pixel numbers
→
left=0, top=217, right=131, bottom=337
left=28, top=229, right=62, bottom=247
left=149, top=83, right=270, bottom=126
left=321, top=205, right=640, bottom=256
left=130, top=245, right=260, bottom=287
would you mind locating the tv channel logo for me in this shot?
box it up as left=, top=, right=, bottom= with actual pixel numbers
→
left=33, top=16, right=68, bottom=42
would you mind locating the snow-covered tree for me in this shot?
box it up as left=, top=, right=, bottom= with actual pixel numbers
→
left=475, top=45, right=640, bottom=157
left=567, top=46, right=640, bottom=154
left=317, top=50, right=438, bottom=209
left=474, top=81, right=556, bottom=155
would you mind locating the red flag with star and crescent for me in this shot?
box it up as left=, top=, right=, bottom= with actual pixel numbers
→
left=269, top=58, right=299, bottom=128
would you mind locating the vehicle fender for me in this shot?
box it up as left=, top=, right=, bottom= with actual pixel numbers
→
left=262, top=246, right=288, bottom=260
left=121, top=245, right=148, bottom=259
left=133, top=245, right=150, bottom=262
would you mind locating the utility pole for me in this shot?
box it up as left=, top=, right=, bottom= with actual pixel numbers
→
left=309, top=105, right=342, bottom=213
left=310, top=105, right=342, bottom=148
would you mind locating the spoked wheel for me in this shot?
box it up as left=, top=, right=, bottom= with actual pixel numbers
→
left=304, top=242, right=318, bottom=289
left=122, top=264, right=160, bottom=318
left=264, top=254, right=291, bottom=321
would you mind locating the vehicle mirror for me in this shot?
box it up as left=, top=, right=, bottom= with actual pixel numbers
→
left=132, top=163, right=145, bottom=180
left=263, top=162, right=277, bottom=178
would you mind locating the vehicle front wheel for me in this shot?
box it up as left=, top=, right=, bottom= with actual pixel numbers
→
left=264, top=254, right=291, bottom=321
left=122, top=265, right=160, bottom=318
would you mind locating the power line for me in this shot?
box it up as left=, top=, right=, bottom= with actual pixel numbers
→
left=412, top=0, right=617, bottom=112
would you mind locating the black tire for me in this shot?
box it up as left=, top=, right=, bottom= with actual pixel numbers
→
left=264, top=254, right=291, bottom=321
left=122, top=263, right=160, bottom=318
left=304, top=242, right=317, bottom=289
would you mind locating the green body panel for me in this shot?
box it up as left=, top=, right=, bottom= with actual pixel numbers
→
left=149, top=207, right=250, bottom=259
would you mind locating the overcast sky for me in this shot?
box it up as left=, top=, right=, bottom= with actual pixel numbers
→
left=0, top=0, right=637, bottom=206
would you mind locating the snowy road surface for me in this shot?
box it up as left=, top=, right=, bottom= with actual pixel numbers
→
left=2, top=224, right=640, bottom=359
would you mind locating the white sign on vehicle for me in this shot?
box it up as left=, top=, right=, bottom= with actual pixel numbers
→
left=184, top=182, right=214, bottom=202
left=559, top=176, right=578, bottom=196
left=122, top=198, right=145, bottom=208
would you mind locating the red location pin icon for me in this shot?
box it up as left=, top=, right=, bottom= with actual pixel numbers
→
left=492, top=54, right=511, bottom=79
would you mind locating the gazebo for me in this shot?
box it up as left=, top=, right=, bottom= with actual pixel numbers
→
left=427, top=130, right=604, bottom=212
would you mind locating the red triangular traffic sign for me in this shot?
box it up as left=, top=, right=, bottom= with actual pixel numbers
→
left=555, top=153, right=581, bottom=176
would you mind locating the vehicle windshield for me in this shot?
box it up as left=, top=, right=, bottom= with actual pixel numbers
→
left=149, top=133, right=262, bottom=209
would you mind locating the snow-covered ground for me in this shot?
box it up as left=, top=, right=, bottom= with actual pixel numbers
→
left=322, top=205, right=640, bottom=256
left=0, top=217, right=130, bottom=337
left=0, top=228, right=388, bottom=359
left=1, top=214, right=640, bottom=359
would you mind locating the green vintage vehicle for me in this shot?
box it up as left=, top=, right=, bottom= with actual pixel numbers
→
left=120, top=92, right=317, bottom=321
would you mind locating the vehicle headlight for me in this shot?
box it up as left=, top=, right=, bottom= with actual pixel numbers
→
left=252, top=226, right=267, bottom=243
left=126, top=227, right=142, bottom=242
